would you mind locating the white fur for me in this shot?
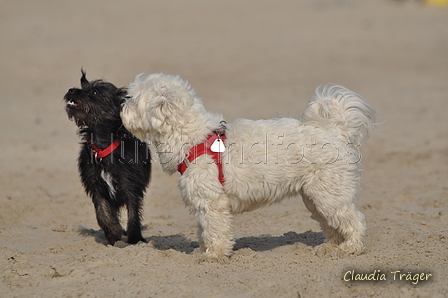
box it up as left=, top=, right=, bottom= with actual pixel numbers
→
left=121, top=73, right=376, bottom=263
left=101, top=169, right=116, bottom=199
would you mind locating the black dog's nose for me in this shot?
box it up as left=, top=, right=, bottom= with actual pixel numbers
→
left=68, top=88, right=77, bottom=93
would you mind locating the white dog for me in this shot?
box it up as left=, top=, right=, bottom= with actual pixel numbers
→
left=121, top=73, right=376, bottom=263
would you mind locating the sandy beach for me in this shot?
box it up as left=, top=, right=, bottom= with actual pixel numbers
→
left=1, top=0, right=447, bottom=297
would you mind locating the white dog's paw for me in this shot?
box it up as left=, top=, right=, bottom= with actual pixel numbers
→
left=195, top=252, right=231, bottom=264
left=191, top=247, right=202, bottom=254
left=314, top=241, right=365, bottom=258
left=336, top=242, right=365, bottom=257
left=314, top=242, right=338, bottom=257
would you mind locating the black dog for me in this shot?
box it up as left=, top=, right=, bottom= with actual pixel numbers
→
left=64, top=70, right=151, bottom=245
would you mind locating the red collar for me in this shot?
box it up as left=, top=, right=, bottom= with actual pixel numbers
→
left=177, top=131, right=226, bottom=185
left=86, top=139, right=121, bottom=159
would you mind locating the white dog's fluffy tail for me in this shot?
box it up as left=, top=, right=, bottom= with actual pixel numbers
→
left=300, top=84, right=376, bottom=144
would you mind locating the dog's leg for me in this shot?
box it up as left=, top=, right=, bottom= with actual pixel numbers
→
left=301, top=191, right=343, bottom=255
left=189, top=193, right=234, bottom=264
left=331, top=205, right=366, bottom=256
left=195, top=223, right=206, bottom=253
left=124, top=194, right=146, bottom=244
left=92, top=195, right=124, bottom=245
left=179, top=167, right=234, bottom=263
left=302, top=178, right=365, bottom=257
left=195, top=206, right=234, bottom=264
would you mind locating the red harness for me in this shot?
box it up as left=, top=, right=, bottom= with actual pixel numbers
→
left=177, top=131, right=226, bottom=185
left=86, top=139, right=121, bottom=159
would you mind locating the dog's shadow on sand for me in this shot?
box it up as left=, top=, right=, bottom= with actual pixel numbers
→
left=78, top=226, right=198, bottom=251
left=78, top=227, right=324, bottom=254
left=234, top=230, right=325, bottom=252
left=78, top=227, right=111, bottom=246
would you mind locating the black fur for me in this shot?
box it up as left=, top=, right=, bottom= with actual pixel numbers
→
left=64, top=70, right=151, bottom=245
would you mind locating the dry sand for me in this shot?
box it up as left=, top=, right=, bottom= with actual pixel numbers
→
left=1, top=0, right=447, bottom=297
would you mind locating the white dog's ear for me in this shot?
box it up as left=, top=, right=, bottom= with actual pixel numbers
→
left=148, top=74, right=197, bottom=122
left=126, top=73, right=199, bottom=133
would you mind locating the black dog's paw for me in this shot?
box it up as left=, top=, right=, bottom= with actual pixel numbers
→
left=127, top=235, right=147, bottom=244
left=113, top=241, right=129, bottom=248
left=105, top=233, right=124, bottom=246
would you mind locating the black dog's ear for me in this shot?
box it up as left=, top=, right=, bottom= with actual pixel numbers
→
left=115, top=87, right=128, bottom=105
left=80, top=69, right=89, bottom=89
left=117, top=87, right=127, bottom=97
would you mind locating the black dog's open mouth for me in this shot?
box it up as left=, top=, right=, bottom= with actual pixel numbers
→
left=66, top=100, right=79, bottom=108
